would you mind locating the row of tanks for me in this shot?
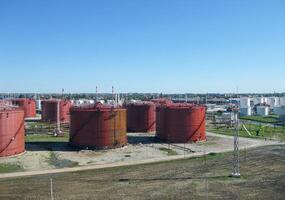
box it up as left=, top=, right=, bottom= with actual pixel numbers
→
left=4, top=98, right=72, bottom=122
left=0, top=99, right=72, bottom=157
left=70, top=100, right=206, bottom=149
left=0, top=98, right=206, bottom=157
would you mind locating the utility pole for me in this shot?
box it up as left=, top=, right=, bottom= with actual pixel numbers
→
left=50, top=178, right=54, bottom=200
left=231, top=108, right=241, bottom=177
left=112, top=86, right=115, bottom=105
left=53, top=99, right=62, bottom=136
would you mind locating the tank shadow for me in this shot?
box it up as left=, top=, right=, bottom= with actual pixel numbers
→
left=25, top=142, right=78, bottom=152
left=127, top=134, right=158, bottom=145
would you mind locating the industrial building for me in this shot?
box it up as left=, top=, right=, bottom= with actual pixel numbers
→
left=156, top=103, right=206, bottom=143
left=41, top=99, right=72, bottom=123
left=0, top=106, right=25, bottom=157
left=12, top=98, right=36, bottom=118
left=126, top=102, right=156, bottom=133
left=69, top=103, right=127, bottom=149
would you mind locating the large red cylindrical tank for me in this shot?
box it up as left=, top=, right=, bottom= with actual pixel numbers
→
left=126, top=102, right=156, bottom=133
left=12, top=98, right=36, bottom=118
left=41, top=100, right=72, bottom=123
left=69, top=103, right=127, bottom=149
left=0, top=107, right=25, bottom=157
left=156, top=103, right=206, bottom=143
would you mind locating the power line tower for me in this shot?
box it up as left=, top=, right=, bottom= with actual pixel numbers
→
left=231, top=108, right=241, bottom=178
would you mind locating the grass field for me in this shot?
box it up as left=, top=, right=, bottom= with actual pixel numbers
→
left=240, top=115, right=282, bottom=124
left=0, top=164, right=22, bottom=174
left=207, top=123, right=285, bottom=141
left=25, top=121, right=69, bottom=136
left=0, top=145, right=284, bottom=200
left=25, top=134, right=69, bottom=142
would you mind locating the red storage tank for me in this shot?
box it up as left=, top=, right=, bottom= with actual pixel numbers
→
left=69, top=103, right=127, bottom=149
left=156, top=103, right=206, bottom=143
left=12, top=98, right=36, bottom=118
left=41, top=100, right=72, bottom=123
left=0, top=106, right=25, bottom=157
left=126, top=102, right=156, bottom=133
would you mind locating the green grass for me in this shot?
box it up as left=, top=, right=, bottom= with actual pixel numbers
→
left=207, top=123, right=285, bottom=141
left=159, top=147, right=178, bottom=156
left=25, top=134, right=69, bottom=142
left=0, top=163, right=23, bottom=173
left=25, top=121, right=70, bottom=135
left=240, top=115, right=282, bottom=124
left=1, top=145, right=284, bottom=200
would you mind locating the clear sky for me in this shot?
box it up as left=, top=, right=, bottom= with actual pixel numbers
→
left=0, top=0, right=284, bottom=94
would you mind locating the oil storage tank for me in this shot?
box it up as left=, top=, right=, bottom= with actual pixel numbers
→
left=69, top=103, right=127, bottom=149
left=126, top=102, right=156, bottom=133
left=12, top=98, right=36, bottom=118
left=41, top=100, right=72, bottom=123
left=0, top=106, right=25, bottom=157
left=156, top=103, right=206, bottom=143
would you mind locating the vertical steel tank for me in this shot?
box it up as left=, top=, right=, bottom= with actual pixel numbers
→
left=41, top=100, right=72, bottom=123
left=12, top=98, right=36, bottom=118
left=69, top=103, right=127, bottom=149
left=0, top=106, right=25, bottom=157
left=126, top=102, right=156, bottom=133
left=156, top=103, right=206, bottom=143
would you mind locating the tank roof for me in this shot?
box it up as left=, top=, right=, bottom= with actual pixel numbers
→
left=0, top=105, right=23, bottom=112
left=127, top=101, right=155, bottom=106
left=71, top=103, right=124, bottom=111
left=157, top=103, right=205, bottom=109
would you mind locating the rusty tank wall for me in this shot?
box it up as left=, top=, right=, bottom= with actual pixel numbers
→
left=41, top=100, right=72, bottom=123
left=156, top=103, right=206, bottom=143
left=0, top=107, right=25, bottom=157
left=126, top=102, right=156, bottom=133
left=12, top=98, right=36, bottom=118
left=69, top=104, right=127, bottom=149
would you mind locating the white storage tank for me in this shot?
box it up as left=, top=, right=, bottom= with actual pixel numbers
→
left=279, top=97, right=285, bottom=106
left=240, top=97, right=251, bottom=108
left=36, top=100, right=41, bottom=110
left=273, top=106, right=285, bottom=115
left=256, top=106, right=269, bottom=116
left=239, top=107, right=252, bottom=116
left=253, top=97, right=264, bottom=105
left=268, top=97, right=278, bottom=108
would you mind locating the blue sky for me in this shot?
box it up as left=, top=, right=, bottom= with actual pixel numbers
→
left=0, top=0, right=284, bottom=93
